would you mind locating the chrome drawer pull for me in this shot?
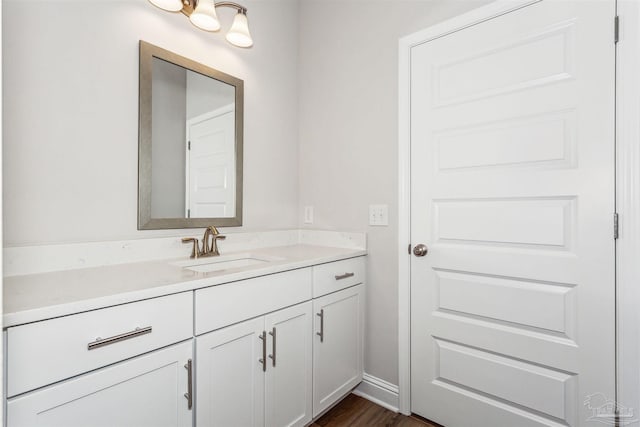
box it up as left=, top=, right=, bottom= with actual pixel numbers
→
left=87, top=326, right=152, bottom=350
left=258, top=331, right=267, bottom=372
left=335, top=272, right=355, bottom=281
left=268, top=327, right=277, bottom=367
left=184, top=359, right=193, bottom=410
left=316, top=310, right=324, bottom=343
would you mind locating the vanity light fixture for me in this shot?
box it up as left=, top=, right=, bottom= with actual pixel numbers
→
left=149, top=0, right=183, bottom=12
left=148, top=0, right=253, bottom=48
left=190, top=0, right=221, bottom=31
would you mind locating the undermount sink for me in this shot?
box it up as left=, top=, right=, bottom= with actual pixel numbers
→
left=171, top=253, right=283, bottom=273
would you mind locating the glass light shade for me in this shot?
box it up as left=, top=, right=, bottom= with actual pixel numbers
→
left=190, top=0, right=221, bottom=31
left=148, top=0, right=183, bottom=12
left=226, top=12, right=253, bottom=48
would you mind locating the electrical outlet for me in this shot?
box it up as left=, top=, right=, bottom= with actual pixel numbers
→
left=304, top=206, right=314, bottom=224
left=369, top=204, right=389, bottom=226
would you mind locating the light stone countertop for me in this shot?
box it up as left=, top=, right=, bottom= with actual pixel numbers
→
left=3, top=244, right=366, bottom=328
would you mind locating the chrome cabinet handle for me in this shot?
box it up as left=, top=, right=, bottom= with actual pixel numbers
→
left=316, top=310, right=324, bottom=343
left=87, top=326, right=152, bottom=350
left=258, top=331, right=267, bottom=372
left=268, top=327, right=276, bottom=367
left=184, top=359, right=193, bottom=410
left=334, top=272, right=355, bottom=281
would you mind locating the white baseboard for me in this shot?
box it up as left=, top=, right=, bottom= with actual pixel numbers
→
left=353, top=373, right=399, bottom=413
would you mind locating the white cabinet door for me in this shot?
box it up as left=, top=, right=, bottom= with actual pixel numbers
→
left=195, top=317, right=265, bottom=427
left=264, top=302, right=313, bottom=427
left=312, top=285, right=364, bottom=417
left=7, top=340, right=193, bottom=427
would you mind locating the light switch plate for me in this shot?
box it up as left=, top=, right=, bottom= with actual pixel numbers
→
left=369, top=204, right=389, bottom=226
left=304, top=206, right=314, bottom=224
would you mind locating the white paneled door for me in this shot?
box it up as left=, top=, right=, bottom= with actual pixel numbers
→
left=186, top=106, right=236, bottom=218
left=410, top=1, right=616, bottom=426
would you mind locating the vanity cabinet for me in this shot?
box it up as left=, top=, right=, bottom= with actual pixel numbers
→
left=6, top=292, right=194, bottom=397
left=7, top=340, right=194, bottom=427
left=4, top=254, right=365, bottom=427
left=194, top=268, right=312, bottom=335
left=5, top=292, right=195, bottom=427
left=195, top=301, right=313, bottom=427
left=312, top=284, right=365, bottom=417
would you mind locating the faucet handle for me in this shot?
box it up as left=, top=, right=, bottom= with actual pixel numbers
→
left=181, top=237, right=200, bottom=259
left=209, top=234, right=226, bottom=256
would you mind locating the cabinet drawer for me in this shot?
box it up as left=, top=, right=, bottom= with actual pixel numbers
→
left=312, top=257, right=365, bottom=297
left=7, top=341, right=193, bottom=427
left=195, top=268, right=312, bottom=335
left=7, top=292, right=193, bottom=397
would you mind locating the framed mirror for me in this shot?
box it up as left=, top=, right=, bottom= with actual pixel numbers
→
left=138, top=41, right=243, bottom=229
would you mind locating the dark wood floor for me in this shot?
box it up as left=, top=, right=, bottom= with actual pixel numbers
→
left=311, top=394, right=440, bottom=427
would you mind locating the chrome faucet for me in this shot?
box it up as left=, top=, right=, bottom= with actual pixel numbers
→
left=181, top=226, right=226, bottom=259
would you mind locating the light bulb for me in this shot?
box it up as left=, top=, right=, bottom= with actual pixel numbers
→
left=190, top=0, right=221, bottom=32
left=226, top=11, right=253, bottom=48
left=148, top=0, right=183, bottom=12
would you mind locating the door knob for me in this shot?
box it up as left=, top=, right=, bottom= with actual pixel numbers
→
left=413, top=244, right=428, bottom=257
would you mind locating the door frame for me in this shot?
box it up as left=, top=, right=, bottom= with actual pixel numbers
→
left=397, top=0, right=640, bottom=416
left=614, top=0, right=640, bottom=421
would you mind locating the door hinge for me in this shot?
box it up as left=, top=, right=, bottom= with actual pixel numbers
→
left=615, top=16, right=620, bottom=44
left=614, top=213, right=619, bottom=239
left=188, top=140, right=191, bottom=150
left=408, top=244, right=411, bottom=255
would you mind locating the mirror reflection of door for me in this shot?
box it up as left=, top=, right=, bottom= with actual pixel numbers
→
left=150, top=56, right=237, bottom=220
left=186, top=105, right=235, bottom=218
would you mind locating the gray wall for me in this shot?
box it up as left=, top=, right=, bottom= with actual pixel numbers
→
left=3, top=0, right=491, bottom=390
left=3, top=0, right=300, bottom=245
left=151, top=58, right=187, bottom=218
left=186, top=71, right=235, bottom=120
left=297, top=0, right=492, bottom=386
